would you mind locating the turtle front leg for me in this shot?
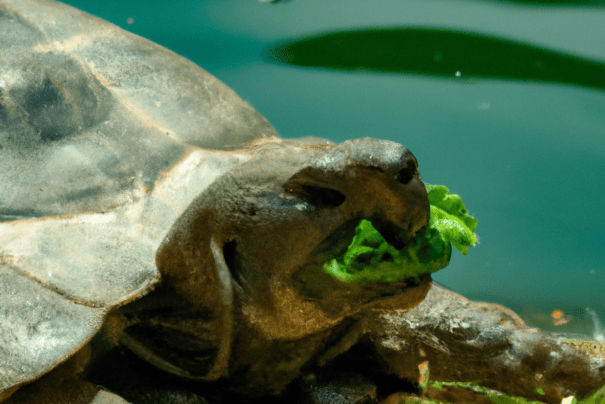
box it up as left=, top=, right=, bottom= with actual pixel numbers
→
left=367, top=284, right=605, bottom=404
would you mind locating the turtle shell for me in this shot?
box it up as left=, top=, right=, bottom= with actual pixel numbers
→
left=0, top=0, right=277, bottom=398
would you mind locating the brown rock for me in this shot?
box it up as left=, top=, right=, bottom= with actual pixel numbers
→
left=367, top=284, right=605, bottom=404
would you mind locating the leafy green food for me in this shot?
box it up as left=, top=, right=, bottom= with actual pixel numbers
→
left=425, top=184, right=478, bottom=255
left=426, top=380, right=605, bottom=404
left=323, top=184, right=478, bottom=283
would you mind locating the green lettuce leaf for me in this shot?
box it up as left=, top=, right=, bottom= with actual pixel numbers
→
left=323, top=183, right=477, bottom=283
left=426, top=184, right=478, bottom=255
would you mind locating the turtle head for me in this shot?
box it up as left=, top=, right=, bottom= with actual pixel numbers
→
left=123, top=138, right=431, bottom=382
left=212, top=137, right=432, bottom=317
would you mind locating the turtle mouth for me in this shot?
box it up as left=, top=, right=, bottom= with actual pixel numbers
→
left=325, top=217, right=420, bottom=263
left=299, top=217, right=431, bottom=288
left=291, top=217, right=436, bottom=310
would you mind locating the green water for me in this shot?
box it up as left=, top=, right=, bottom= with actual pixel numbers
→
left=63, top=0, right=605, bottom=339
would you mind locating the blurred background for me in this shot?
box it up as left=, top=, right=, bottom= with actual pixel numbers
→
left=62, top=0, right=605, bottom=340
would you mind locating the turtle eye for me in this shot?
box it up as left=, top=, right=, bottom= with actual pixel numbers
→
left=299, top=185, right=346, bottom=208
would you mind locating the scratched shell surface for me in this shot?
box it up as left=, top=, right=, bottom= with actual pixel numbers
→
left=0, top=266, right=104, bottom=392
left=0, top=0, right=278, bottom=395
left=0, top=0, right=277, bottom=218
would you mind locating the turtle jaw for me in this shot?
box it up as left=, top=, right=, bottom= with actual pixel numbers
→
left=291, top=216, right=434, bottom=315
left=300, top=216, right=426, bottom=277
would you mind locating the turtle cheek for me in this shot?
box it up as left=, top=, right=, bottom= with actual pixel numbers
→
left=228, top=206, right=348, bottom=292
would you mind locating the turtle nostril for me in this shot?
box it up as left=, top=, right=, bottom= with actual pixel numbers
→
left=397, top=156, right=418, bottom=185
left=396, top=167, right=414, bottom=185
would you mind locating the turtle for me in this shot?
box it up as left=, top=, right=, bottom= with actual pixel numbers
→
left=0, top=1, right=604, bottom=404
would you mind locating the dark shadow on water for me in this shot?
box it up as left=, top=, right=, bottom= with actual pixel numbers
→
left=266, top=28, right=605, bottom=92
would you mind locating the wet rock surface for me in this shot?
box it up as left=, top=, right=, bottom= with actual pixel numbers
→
left=368, top=284, right=605, bottom=404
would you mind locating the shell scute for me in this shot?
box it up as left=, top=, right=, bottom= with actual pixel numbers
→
left=0, top=264, right=105, bottom=393
left=0, top=0, right=277, bottom=218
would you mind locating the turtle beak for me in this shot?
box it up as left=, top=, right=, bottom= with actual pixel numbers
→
left=285, top=139, right=430, bottom=248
